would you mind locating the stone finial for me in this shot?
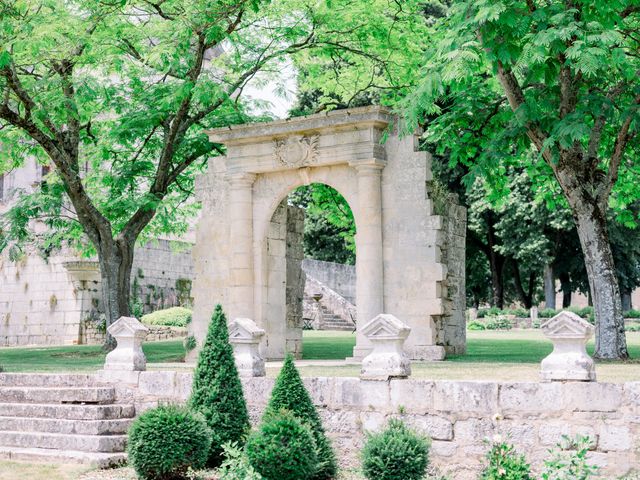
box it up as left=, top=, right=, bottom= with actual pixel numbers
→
left=104, top=316, right=149, bottom=371
left=360, top=314, right=411, bottom=380
left=229, top=318, right=266, bottom=377
left=540, top=311, right=596, bottom=382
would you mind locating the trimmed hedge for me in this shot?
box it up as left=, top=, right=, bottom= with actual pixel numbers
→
left=127, top=405, right=211, bottom=480
left=141, top=307, right=192, bottom=327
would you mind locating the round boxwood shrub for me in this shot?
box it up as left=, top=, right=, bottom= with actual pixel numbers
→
left=362, top=419, right=430, bottom=480
left=246, top=410, right=318, bottom=480
left=128, top=404, right=211, bottom=480
left=141, top=307, right=192, bottom=327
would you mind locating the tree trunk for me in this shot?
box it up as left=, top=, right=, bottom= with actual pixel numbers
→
left=621, top=290, right=632, bottom=312
left=572, top=204, right=628, bottom=359
left=543, top=264, right=555, bottom=309
left=511, top=260, right=533, bottom=309
left=485, top=212, right=505, bottom=309
left=559, top=272, right=572, bottom=308
left=97, top=238, right=135, bottom=349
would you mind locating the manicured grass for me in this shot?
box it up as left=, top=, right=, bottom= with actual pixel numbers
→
left=0, top=340, right=186, bottom=372
left=301, top=330, right=358, bottom=360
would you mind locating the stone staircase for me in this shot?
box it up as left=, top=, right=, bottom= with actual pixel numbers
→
left=0, top=373, right=133, bottom=467
left=316, top=303, right=355, bottom=331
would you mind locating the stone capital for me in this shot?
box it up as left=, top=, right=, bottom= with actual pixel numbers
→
left=351, top=161, right=386, bottom=174
left=227, top=171, right=257, bottom=188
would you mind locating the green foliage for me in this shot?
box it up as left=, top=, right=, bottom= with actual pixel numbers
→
left=184, top=335, right=197, bottom=352
left=246, top=410, right=318, bottom=480
left=567, top=306, right=594, bottom=318
left=505, top=308, right=529, bottom=318
left=127, top=405, right=211, bottom=480
left=480, top=440, right=533, bottom=480
left=218, top=443, right=263, bottom=480
left=485, top=316, right=513, bottom=331
left=142, top=307, right=192, bottom=327
left=625, top=324, right=640, bottom=332
left=189, top=305, right=249, bottom=467
left=263, top=354, right=337, bottom=480
left=541, top=436, right=598, bottom=480
left=478, top=307, right=502, bottom=319
left=538, top=309, right=560, bottom=319
left=361, top=419, right=430, bottom=480
left=468, top=321, right=487, bottom=331
left=625, top=310, right=640, bottom=319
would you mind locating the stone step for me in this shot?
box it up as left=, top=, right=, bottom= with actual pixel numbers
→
left=0, top=431, right=127, bottom=453
left=0, top=373, right=100, bottom=388
left=0, top=402, right=135, bottom=420
left=0, top=386, right=115, bottom=404
left=0, top=416, right=132, bottom=435
left=0, top=445, right=127, bottom=468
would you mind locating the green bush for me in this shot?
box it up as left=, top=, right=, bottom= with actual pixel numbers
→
left=541, top=436, right=597, bottom=480
left=263, top=354, right=337, bottom=480
left=538, top=308, right=560, bottom=318
left=219, top=442, right=263, bottom=480
left=142, top=307, right=192, bottom=327
left=467, top=321, right=487, bottom=331
left=477, top=307, right=502, bottom=319
left=485, top=315, right=513, bottom=330
left=625, top=324, right=640, bottom=332
left=127, top=405, right=211, bottom=480
left=480, top=440, right=533, bottom=480
left=246, top=411, right=318, bottom=480
left=189, top=305, right=250, bottom=467
left=625, top=309, right=640, bottom=319
left=361, top=419, right=430, bottom=480
left=505, top=308, right=528, bottom=318
left=183, top=335, right=197, bottom=352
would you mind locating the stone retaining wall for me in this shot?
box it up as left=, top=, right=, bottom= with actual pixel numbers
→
left=82, top=323, right=187, bottom=345
left=104, top=371, right=640, bottom=479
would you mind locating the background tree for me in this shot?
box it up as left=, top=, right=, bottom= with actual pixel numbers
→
left=405, top=0, right=640, bottom=359
left=0, top=0, right=317, bottom=336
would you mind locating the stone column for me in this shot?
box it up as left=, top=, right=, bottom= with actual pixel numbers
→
left=228, top=172, right=256, bottom=320
left=353, top=163, right=385, bottom=359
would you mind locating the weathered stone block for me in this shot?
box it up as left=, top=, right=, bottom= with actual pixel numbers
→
left=598, top=425, right=632, bottom=451
left=360, top=314, right=411, bottom=380
left=453, top=418, right=495, bottom=443
left=138, top=371, right=176, bottom=397
left=499, top=383, right=568, bottom=413
left=433, top=382, right=498, bottom=413
left=228, top=317, right=265, bottom=377
left=104, top=317, right=149, bottom=372
left=389, top=379, right=434, bottom=413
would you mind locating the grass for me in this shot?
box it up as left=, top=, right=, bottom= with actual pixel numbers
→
left=0, top=461, right=89, bottom=480
left=2, top=330, right=640, bottom=382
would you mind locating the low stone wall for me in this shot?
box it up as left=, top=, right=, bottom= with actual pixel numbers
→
left=103, top=371, right=640, bottom=479
left=81, top=322, right=187, bottom=345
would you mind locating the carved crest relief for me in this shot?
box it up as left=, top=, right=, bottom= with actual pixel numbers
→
left=273, top=135, right=319, bottom=167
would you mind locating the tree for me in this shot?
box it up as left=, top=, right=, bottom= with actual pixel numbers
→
left=264, top=354, right=337, bottom=480
left=405, top=0, right=640, bottom=359
left=189, top=304, right=249, bottom=467
left=0, top=0, right=315, bottom=337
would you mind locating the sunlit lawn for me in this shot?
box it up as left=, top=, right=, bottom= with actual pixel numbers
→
left=2, top=329, right=640, bottom=382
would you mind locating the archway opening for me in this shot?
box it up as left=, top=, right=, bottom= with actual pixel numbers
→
left=261, top=182, right=357, bottom=360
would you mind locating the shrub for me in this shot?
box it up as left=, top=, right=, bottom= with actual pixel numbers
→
left=625, top=324, right=640, bottom=332
left=485, top=315, right=513, bottom=330
left=246, top=411, right=318, bottom=480
left=625, top=309, right=640, bottom=319
left=183, top=335, right=197, bottom=351
left=263, top=354, right=337, bottom=480
left=468, top=321, right=486, bottom=331
left=219, top=442, right=263, bottom=480
left=127, top=405, right=211, bottom=480
left=541, top=436, right=597, bottom=480
left=478, top=307, right=502, bottom=319
left=480, top=439, right=533, bottom=480
left=505, top=308, right=528, bottom=318
left=538, top=308, right=559, bottom=318
left=189, top=305, right=250, bottom=467
left=142, top=307, right=192, bottom=327
left=361, top=419, right=430, bottom=480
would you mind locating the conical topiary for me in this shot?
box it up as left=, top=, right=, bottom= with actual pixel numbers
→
left=263, top=353, right=337, bottom=480
left=189, top=304, right=250, bottom=467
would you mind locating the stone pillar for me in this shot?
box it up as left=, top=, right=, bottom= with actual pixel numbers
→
left=228, top=172, right=256, bottom=320
left=540, top=311, right=596, bottom=382
left=353, top=163, right=385, bottom=359
left=361, top=314, right=411, bottom=380
left=104, top=316, right=149, bottom=371
left=229, top=318, right=266, bottom=377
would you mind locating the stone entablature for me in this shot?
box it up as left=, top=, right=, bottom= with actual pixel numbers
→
left=190, top=106, right=467, bottom=361
left=106, top=372, right=640, bottom=480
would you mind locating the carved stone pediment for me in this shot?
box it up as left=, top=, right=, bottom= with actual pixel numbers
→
left=273, top=135, right=319, bottom=168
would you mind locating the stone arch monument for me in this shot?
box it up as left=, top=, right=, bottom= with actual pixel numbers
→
left=188, top=106, right=466, bottom=361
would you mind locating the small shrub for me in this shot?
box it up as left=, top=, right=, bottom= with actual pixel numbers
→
left=127, top=405, right=211, bottom=480
left=625, top=324, right=640, bottom=332
left=189, top=305, right=250, bottom=467
left=478, top=307, right=502, bottom=319
left=480, top=439, right=533, bottom=480
left=0, top=365, right=5, bottom=372
left=538, top=308, right=560, bottom=318
left=142, top=307, right=193, bottom=327
left=361, top=418, right=430, bottom=480
left=532, top=319, right=541, bottom=329
left=246, top=411, right=318, bottom=480
left=468, top=321, right=486, bottom=331
left=505, top=308, right=528, bottom=318
left=219, top=442, right=263, bottom=480
left=263, top=354, right=336, bottom=480
left=625, top=309, right=640, bottom=319
left=485, top=315, right=513, bottom=330
left=184, top=335, right=197, bottom=351
left=541, top=435, right=597, bottom=480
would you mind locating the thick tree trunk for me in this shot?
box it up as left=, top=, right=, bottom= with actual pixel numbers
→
left=572, top=204, right=628, bottom=359
left=485, top=212, right=505, bottom=309
left=559, top=272, right=572, bottom=308
left=621, top=290, right=631, bottom=312
left=97, top=238, right=135, bottom=349
left=543, top=264, right=556, bottom=309
left=511, top=260, right=533, bottom=309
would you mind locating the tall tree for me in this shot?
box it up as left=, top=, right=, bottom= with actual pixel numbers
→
left=405, top=0, right=640, bottom=359
left=0, top=0, right=315, bottom=338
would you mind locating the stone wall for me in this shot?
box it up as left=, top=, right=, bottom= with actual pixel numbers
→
left=81, top=321, right=187, bottom=344
left=302, top=259, right=356, bottom=304
left=107, top=372, right=640, bottom=480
